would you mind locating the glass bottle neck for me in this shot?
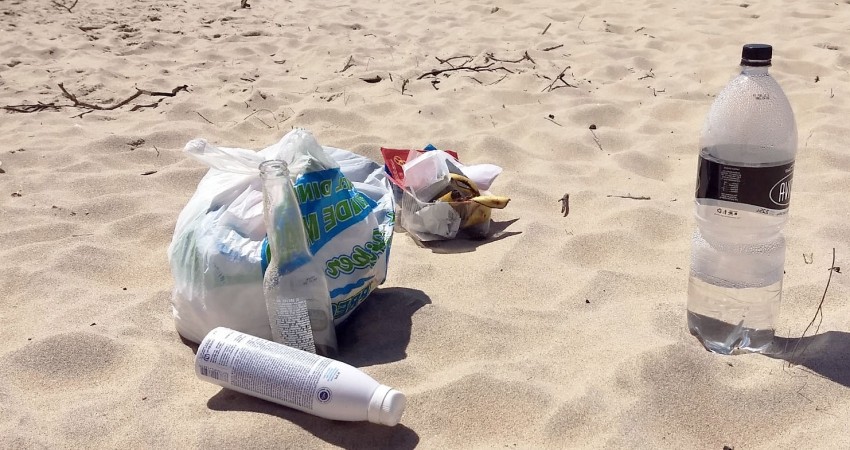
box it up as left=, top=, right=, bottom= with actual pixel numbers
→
left=261, top=162, right=312, bottom=272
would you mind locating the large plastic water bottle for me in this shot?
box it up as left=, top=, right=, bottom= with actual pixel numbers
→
left=687, top=44, right=798, bottom=355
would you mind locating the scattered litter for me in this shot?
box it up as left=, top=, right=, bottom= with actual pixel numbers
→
left=381, top=147, right=509, bottom=241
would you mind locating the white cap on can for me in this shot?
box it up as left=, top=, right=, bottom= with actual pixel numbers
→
left=367, top=384, right=407, bottom=426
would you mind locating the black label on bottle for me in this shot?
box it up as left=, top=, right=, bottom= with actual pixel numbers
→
left=695, top=156, right=794, bottom=210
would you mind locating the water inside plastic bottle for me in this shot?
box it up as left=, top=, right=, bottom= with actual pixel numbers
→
left=687, top=221, right=786, bottom=354
left=687, top=275, right=782, bottom=354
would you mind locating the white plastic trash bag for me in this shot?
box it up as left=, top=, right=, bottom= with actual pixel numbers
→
left=168, top=129, right=395, bottom=344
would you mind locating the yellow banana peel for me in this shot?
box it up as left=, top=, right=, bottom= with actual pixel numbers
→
left=430, top=174, right=510, bottom=233
left=471, top=195, right=510, bottom=209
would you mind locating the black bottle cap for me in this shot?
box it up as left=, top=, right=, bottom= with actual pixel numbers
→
left=741, top=43, right=772, bottom=67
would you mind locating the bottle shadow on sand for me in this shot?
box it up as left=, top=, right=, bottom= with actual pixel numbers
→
left=766, top=331, right=850, bottom=387
left=207, top=389, right=420, bottom=449
left=203, top=287, right=430, bottom=447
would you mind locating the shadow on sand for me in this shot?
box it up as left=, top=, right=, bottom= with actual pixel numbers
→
left=768, top=331, right=850, bottom=387
left=412, top=218, right=521, bottom=254
left=196, top=287, right=430, bottom=446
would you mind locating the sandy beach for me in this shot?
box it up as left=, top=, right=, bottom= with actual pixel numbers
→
left=2, top=0, right=850, bottom=448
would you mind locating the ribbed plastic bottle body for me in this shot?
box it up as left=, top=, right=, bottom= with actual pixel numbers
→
left=688, top=63, right=798, bottom=355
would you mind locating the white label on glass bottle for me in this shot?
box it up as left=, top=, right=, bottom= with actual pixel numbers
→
left=269, top=296, right=316, bottom=354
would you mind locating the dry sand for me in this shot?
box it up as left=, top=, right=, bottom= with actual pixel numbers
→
left=2, top=0, right=850, bottom=448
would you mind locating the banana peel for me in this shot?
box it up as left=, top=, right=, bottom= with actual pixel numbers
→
left=430, top=173, right=510, bottom=235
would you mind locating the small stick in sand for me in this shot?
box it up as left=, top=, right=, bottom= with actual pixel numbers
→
left=638, top=68, right=655, bottom=80
left=789, top=248, right=840, bottom=360
left=589, top=124, right=603, bottom=151
left=487, top=74, right=509, bottom=86
left=607, top=194, right=651, bottom=200
left=542, top=23, right=552, bottom=35
left=52, top=0, right=79, bottom=13
left=544, top=115, right=562, bottom=127
left=2, top=102, right=61, bottom=113
left=435, top=55, right=474, bottom=68
left=59, top=83, right=189, bottom=114
left=542, top=44, right=563, bottom=52
left=418, top=62, right=513, bottom=80
left=400, top=79, right=412, bottom=96
left=484, top=51, right=536, bottom=65
left=558, top=193, right=570, bottom=217
left=195, top=111, right=214, bottom=124
left=340, top=55, right=355, bottom=73
left=542, top=66, right=577, bottom=92
left=243, top=109, right=277, bottom=129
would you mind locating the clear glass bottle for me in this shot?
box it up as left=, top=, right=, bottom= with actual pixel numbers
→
left=260, top=160, right=338, bottom=357
left=687, top=44, right=798, bottom=354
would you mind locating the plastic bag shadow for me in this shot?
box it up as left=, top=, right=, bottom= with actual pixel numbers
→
left=179, top=335, right=200, bottom=355
left=207, top=388, right=419, bottom=449
left=412, top=218, right=521, bottom=254
left=205, top=287, right=427, bottom=448
left=767, top=331, right=850, bottom=387
left=334, top=287, right=431, bottom=367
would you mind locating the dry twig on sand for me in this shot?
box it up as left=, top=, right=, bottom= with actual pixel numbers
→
left=788, top=248, right=841, bottom=360
left=340, top=55, right=355, bottom=73
left=589, top=124, right=603, bottom=150
left=418, top=62, right=513, bottom=80
left=435, top=55, right=474, bottom=68
left=544, top=115, right=562, bottom=127
left=484, top=51, right=536, bottom=65
left=542, top=66, right=577, bottom=91
left=638, top=68, right=655, bottom=80
left=558, top=193, right=570, bottom=217
left=4, top=84, right=189, bottom=117
left=2, top=102, right=62, bottom=113
left=195, top=111, right=214, bottom=124
left=59, top=83, right=189, bottom=117
left=243, top=109, right=278, bottom=129
left=607, top=194, right=651, bottom=200
left=52, top=0, right=79, bottom=13
left=421, top=52, right=536, bottom=85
